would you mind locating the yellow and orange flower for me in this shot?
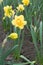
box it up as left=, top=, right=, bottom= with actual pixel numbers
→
left=4, top=5, right=15, bottom=18
left=17, top=4, right=24, bottom=12
left=8, top=33, right=18, bottom=39
left=12, top=15, right=27, bottom=29
left=22, top=0, right=30, bottom=6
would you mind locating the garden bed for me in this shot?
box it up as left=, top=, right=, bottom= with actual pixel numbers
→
left=0, top=0, right=43, bottom=65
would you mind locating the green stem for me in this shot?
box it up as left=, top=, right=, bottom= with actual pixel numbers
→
left=20, top=30, right=24, bottom=52
left=40, top=22, right=42, bottom=56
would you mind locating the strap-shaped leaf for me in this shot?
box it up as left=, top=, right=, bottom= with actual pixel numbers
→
left=20, top=55, right=31, bottom=63
left=30, top=24, right=37, bottom=44
left=40, top=21, right=42, bottom=54
left=2, top=45, right=18, bottom=60
left=13, top=62, right=29, bottom=65
left=40, top=21, right=42, bottom=45
left=30, top=24, right=39, bottom=58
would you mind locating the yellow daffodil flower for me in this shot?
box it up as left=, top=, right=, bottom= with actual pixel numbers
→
left=17, top=4, right=24, bottom=12
left=4, top=5, right=15, bottom=18
left=8, top=33, right=18, bottom=39
left=12, top=15, right=27, bottom=29
left=22, top=0, right=30, bottom=6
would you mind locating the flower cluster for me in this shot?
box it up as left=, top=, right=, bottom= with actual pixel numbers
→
left=3, top=0, right=30, bottom=39
left=3, top=0, right=30, bottom=18
left=17, top=0, right=30, bottom=12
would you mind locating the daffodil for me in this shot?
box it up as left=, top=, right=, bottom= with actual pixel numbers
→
left=8, top=33, right=18, bottom=39
left=4, top=5, right=15, bottom=18
left=22, top=0, right=30, bottom=6
left=17, top=4, right=24, bottom=12
left=12, top=15, right=27, bottom=29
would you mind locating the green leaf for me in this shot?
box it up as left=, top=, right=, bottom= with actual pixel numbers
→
left=13, top=62, right=29, bottom=65
left=2, top=45, right=18, bottom=60
left=40, top=21, right=42, bottom=45
left=30, top=24, right=40, bottom=58
left=20, top=55, right=31, bottom=63
left=40, top=21, right=42, bottom=55
left=30, top=24, right=37, bottom=44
